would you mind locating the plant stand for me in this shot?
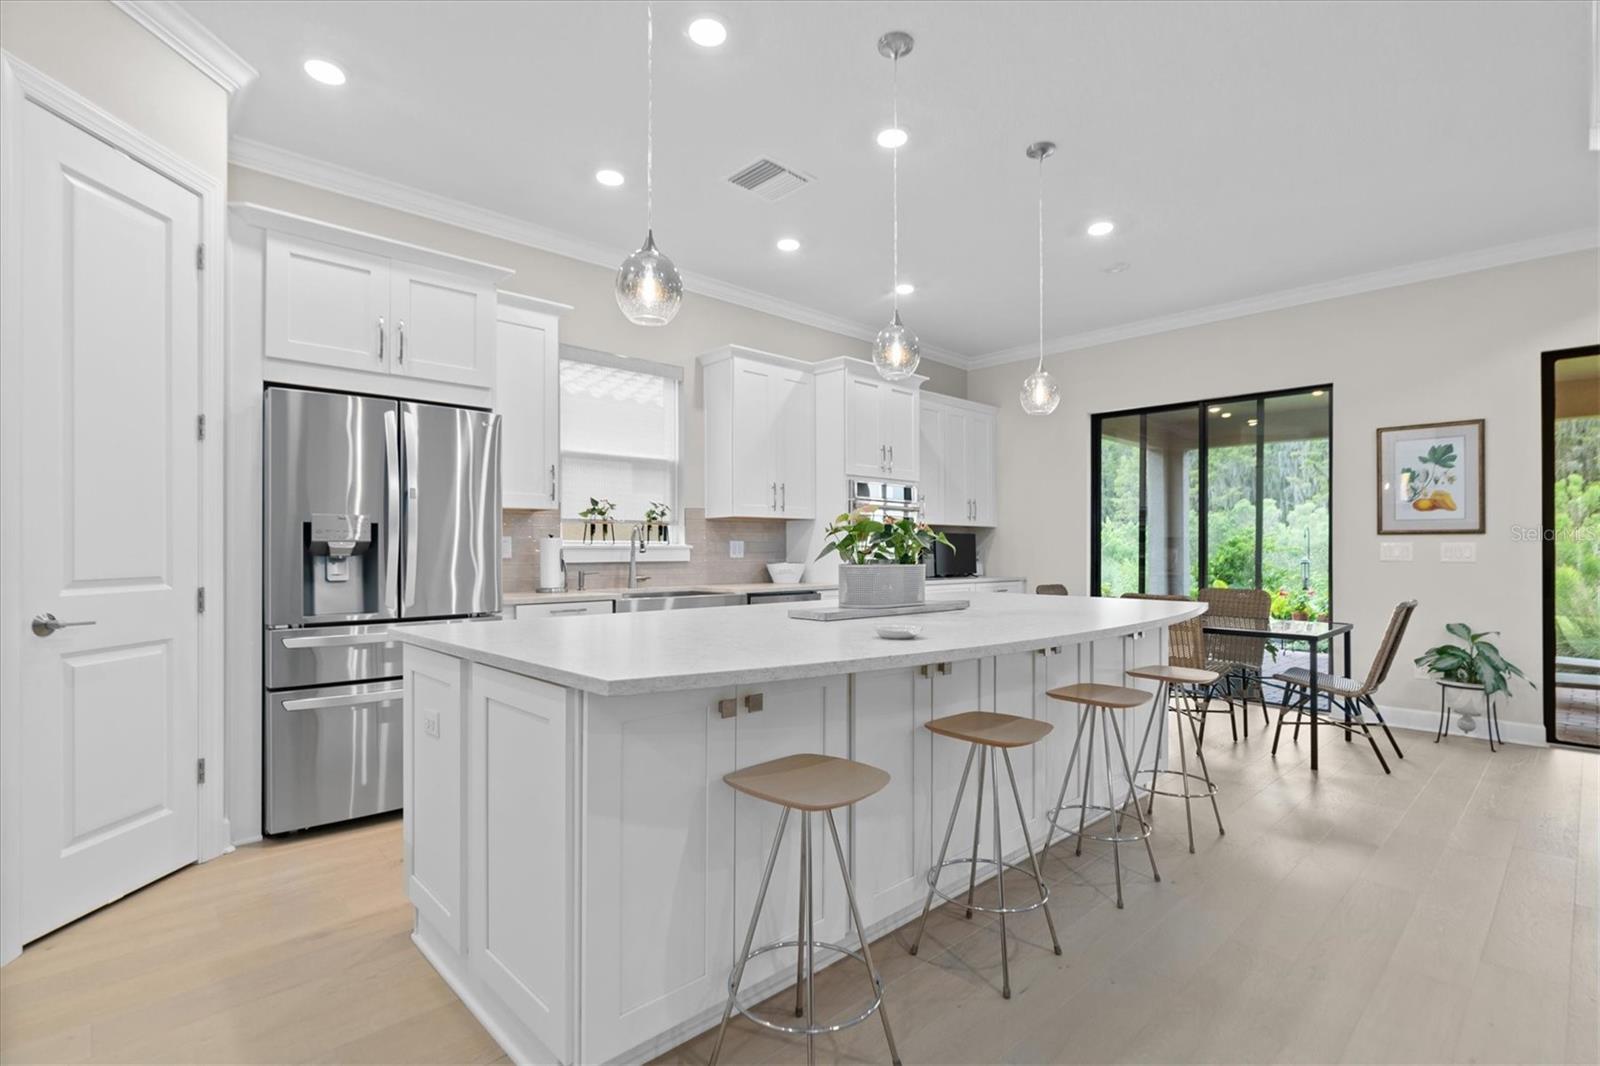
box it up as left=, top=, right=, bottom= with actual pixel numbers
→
left=1434, top=679, right=1502, bottom=752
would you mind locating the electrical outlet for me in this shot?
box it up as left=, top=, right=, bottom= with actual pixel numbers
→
left=423, top=712, right=441, bottom=739
left=502, top=536, right=514, bottom=560
left=729, top=539, right=745, bottom=559
left=1440, top=542, right=1476, bottom=563
left=1379, top=542, right=1413, bottom=562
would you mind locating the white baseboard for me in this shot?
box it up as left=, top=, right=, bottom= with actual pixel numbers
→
left=1370, top=703, right=1546, bottom=747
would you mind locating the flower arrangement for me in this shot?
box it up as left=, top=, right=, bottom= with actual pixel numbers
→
left=643, top=501, right=671, bottom=542
left=578, top=497, right=616, bottom=544
left=816, top=510, right=952, bottom=565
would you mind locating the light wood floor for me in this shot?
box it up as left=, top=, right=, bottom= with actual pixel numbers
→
left=2, top=720, right=1594, bottom=1065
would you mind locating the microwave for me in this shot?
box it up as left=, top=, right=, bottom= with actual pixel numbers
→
left=927, top=532, right=977, bottom=578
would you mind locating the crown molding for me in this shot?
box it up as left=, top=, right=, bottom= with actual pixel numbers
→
left=112, top=1, right=257, bottom=95
left=228, top=137, right=973, bottom=370
left=968, top=227, right=1600, bottom=370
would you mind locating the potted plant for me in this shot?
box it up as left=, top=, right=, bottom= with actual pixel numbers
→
left=817, top=510, right=952, bottom=608
left=578, top=497, right=615, bottom=544
left=1288, top=588, right=1314, bottom=622
left=1414, top=624, right=1534, bottom=703
left=643, top=501, right=671, bottom=542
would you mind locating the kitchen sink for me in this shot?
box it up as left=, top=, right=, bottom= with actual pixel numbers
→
left=612, top=590, right=748, bottom=612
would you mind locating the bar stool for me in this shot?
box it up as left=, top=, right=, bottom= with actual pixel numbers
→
left=710, top=753, right=901, bottom=1066
left=1041, top=683, right=1161, bottom=909
left=909, top=712, right=1061, bottom=1000
left=1127, top=664, right=1226, bottom=854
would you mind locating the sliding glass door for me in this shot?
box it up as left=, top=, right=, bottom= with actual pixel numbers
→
left=1544, top=345, right=1600, bottom=748
left=1092, top=386, right=1332, bottom=615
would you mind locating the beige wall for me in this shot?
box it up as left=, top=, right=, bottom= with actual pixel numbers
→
left=968, top=250, right=1598, bottom=732
left=229, top=166, right=966, bottom=512
left=0, top=0, right=228, bottom=179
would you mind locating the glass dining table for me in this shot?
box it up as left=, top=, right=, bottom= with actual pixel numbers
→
left=1200, top=616, right=1354, bottom=771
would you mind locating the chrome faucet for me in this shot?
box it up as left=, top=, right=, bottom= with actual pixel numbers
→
left=628, top=523, right=648, bottom=587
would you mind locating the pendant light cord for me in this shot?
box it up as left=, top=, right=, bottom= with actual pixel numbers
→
left=891, top=53, right=900, bottom=315
left=1036, top=152, right=1045, bottom=373
left=646, top=0, right=654, bottom=233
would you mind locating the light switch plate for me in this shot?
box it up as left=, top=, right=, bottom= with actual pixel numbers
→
left=1379, top=542, right=1413, bottom=562
left=502, top=536, right=513, bottom=560
left=729, top=540, right=745, bottom=559
left=423, top=712, right=441, bottom=739
left=1440, top=542, right=1477, bottom=563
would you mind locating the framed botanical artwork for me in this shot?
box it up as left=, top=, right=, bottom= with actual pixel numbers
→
left=1376, top=419, right=1485, bottom=534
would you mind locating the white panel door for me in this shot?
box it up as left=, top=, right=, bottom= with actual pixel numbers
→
left=844, top=376, right=885, bottom=477
left=884, top=384, right=919, bottom=481
left=939, top=408, right=969, bottom=525
left=773, top=367, right=815, bottom=518
left=968, top=410, right=996, bottom=527
left=263, top=231, right=390, bottom=372
left=851, top=668, right=930, bottom=927
left=391, top=265, right=494, bottom=388
left=16, top=101, right=201, bottom=943
left=918, top=403, right=947, bottom=524
left=731, top=359, right=777, bottom=515
left=497, top=307, right=559, bottom=509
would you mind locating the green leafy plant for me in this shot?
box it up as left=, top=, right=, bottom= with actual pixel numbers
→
left=1414, top=624, right=1534, bottom=700
left=577, top=497, right=615, bottom=520
left=816, top=510, right=952, bottom=566
left=643, top=501, right=670, bottom=524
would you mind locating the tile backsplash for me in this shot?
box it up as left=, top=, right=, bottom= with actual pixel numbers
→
left=501, top=508, right=791, bottom=592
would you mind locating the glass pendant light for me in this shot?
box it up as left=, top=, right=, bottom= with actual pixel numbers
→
left=1020, top=140, right=1061, bottom=415
left=871, top=31, right=920, bottom=380
left=615, top=0, right=683, bottom=326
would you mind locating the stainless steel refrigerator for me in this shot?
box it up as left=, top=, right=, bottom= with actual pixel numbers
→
left=263, top=386, right=501, bottom=834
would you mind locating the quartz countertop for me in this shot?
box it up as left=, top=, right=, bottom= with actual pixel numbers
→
left=403, top=594, right=1204, bottom=696
left=500, top=576, right=1024, bottom=606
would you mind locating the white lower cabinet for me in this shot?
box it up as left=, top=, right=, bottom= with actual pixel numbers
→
left=850, top=668, right=930, bottom=928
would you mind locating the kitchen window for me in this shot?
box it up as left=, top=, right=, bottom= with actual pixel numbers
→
left=558, top=346, right=685, bottom=551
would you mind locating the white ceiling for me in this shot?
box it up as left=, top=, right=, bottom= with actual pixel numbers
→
left=183, top=0, right=1597, bottom=363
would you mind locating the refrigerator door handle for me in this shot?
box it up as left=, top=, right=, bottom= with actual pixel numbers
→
left=402, top=406, right=420, bottom=610
left=384, top=409, right=401, bottom=615
left=281, top=688, right=402, bottom=713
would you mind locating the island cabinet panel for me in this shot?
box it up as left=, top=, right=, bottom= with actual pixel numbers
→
left=404, top=647, right=468, bottom=952
left=731, top=676, right=851, bottom=986
left=466, top=666, right=572, bottom=1063
left=850, top=668, right=931, bottom=928
left=922, top=658, right=988, bottom=897
left=991, top=651, right=1045, bottom=857
left=582, top=687, right=737, bottom=1065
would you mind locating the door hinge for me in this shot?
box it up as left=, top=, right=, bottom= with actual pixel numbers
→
left=196, top=413, right=207, bottom=440
left=197, top=757, right=206, bottom=784
left=197, top=586, right=206, bottom=613
left=196, top=243, right=206, bottom=270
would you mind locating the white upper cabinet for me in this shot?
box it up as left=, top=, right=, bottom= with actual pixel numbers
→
left=240, top=205, right=510, bottom=401
left=264, top=233, right=390, bottom=372
left=702, top=347, right=816, bottom=519
left=837, top=363, right=922, bottom=480
left=919, top=394, right=998, bottom=527
left=497, top=293, right=568, bottom=510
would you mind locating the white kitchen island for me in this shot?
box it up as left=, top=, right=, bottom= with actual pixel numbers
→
left=397, top=594, right=1205, bottom=1065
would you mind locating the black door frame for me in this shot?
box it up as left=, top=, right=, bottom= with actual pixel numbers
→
left=1542, top=343, right=1600, bottom=748
left=1090, top=384, right=1334, bottom=607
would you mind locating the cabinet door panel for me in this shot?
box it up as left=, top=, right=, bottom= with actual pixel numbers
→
left=852, top=668, right=929, bottom=927
left=968, top=410, right=996, bottom=527
left=392, top=266, right=494, bottom=387
left=774, top=369, right=815, bottom=518
left=885, top=385, right=919, bottom=481
left=583, top=690, right=735, bottom=1063
left=940, top=409, right=969, bottom=524
left=845, top=377, right=885, bottom=477
left=732, top=677, right=850, bottom=987
left=264, top=233, right=389, bottom=371
left=731, top=360, right=776, bottom=515
left=918, top=403, right=947, bottom=524
left=405, top=647, right=466, bottom=950
left=498, top=308, right=559, bottom=509
left=926, top=660, right=986, bottom=896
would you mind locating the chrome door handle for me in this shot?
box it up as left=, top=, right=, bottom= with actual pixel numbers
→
left=780, top=482, right=786, bottom=511
left=547, top=607, right=589, bottom=616
left=887, top=444, right=894, bottom=470
left=397, top=320, right=406, bottom=365
left=281, top=689, right=401, bottom=712
left=880, top=444, right=887, bottom=471
left=32, top=613, right=95, bottom=637
left=377, top=317, right=386, bottom=362
left=549, top=464, right=557, bottom=501
left=771, top=482, right=778, bottom=510
left=384, top=410, right=401, bottom=614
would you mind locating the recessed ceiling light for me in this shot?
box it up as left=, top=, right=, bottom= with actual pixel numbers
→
left=776, top=237, right=801, bottom=252
left=595, top=169, right=625, bottom=187
left=1220, top=411, right=1233, bottom=419
left=687, top=17, right=727, bottom=47
left=876, top=127, right=908, bottom=149
left=1207, top=406, right=1222, bottom=413
left=1086, top=220, right=1115, bottom=237
left=895, top=282, right=915, bottom=296
left=1247, top=418, right=1259, bottom=427
left=303, top=59, right=346, bottom=86
left=1104, top=261, right=1132, bottom=275
left=1312, top=389, right=1326, bottom=396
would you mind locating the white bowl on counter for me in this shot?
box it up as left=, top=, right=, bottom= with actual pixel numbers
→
left=766, top=562, right=805, bottom=584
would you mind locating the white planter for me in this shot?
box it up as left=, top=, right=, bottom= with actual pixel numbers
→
left=838, top=563, right=926, bottom=609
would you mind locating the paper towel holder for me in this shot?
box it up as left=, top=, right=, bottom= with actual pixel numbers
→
left=536, top=533, right=566, bottom=593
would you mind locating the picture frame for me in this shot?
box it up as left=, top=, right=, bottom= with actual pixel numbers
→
left=1375, top=419, right=1485, bottom=534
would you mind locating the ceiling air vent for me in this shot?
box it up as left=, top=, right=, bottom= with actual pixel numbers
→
left=726, top=158, right=813, bottom=202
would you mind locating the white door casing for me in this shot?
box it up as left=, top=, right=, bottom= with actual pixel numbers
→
left=13, top=93, right=202, bottom=944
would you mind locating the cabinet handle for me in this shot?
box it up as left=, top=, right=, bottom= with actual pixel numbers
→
left=880, top=444, right=887, bottom=471
left=780, top=482, right=786, bottom=511
left=397, top=320, right=406, bottom=365
left=548, top=607, right=589, bottom=616
left=717, top=698, right=737, bottom=720
left=771, top=482, right=778, bottom=510
left=888, top=444, right=894, bottom=470
left=938, top=661, right=952, bottom=675
left=377, top=316, right=385, bottom=362
left=549, top=464, right=557, bottom=500
left=744, top=692, right=764, bottom=713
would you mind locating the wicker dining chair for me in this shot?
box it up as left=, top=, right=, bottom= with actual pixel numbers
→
left=1271, top=600, right=1417, bottom=773
left=1123, top=593, right=1237, bottom=737
left=1197, top=587, right=1274, bottom=739
left=1035, top=583, right=1069, bottom=596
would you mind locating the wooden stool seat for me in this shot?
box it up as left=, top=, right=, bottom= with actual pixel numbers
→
left=1045, top=682, right=1149, bottom=709
left=723, top=753, right=890, bottom=812
left=925, top=711, right=1052, bottom=748
left=1125, top=663, right=1220, bottom=686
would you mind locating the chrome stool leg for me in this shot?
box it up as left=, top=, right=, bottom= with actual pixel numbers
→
left=1184, top=703, right=1226, bottom=838
left=910, top=744, right=976, bottom=955
left=1002, top=750, right=1062, bottom=958
left=825, top=812, right=902, bottom=1066
left=711, top=808, right=791, bottom=1066
left=1076, top=705, right=1097, bottom=856
left=794, top=810, right=807, bottom=1019
left=965, top=744, right=986, bottom=919
left=801, top=812, right=815, bottom=1066
left=1040, top=700, right=1090, bottom=857
left=1108, top=711, right=1161, bottom=887
left=990, top=747, right=1010, bottom=997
